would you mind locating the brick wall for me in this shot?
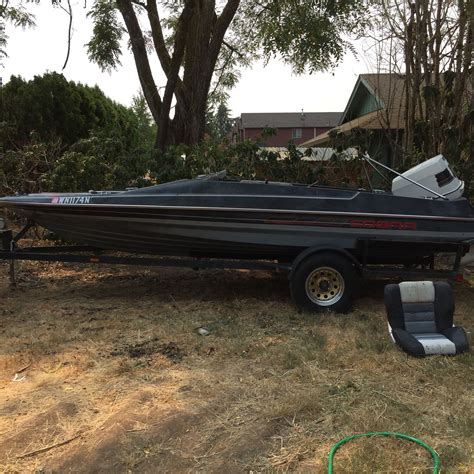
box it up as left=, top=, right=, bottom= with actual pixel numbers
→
left=241, top=127, right=333, bottom=146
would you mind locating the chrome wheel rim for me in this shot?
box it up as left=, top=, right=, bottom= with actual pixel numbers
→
left=305, top=267, right=345, bottom=306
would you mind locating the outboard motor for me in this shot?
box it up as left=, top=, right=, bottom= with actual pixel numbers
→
left=392, top=154, right=464, bottom=200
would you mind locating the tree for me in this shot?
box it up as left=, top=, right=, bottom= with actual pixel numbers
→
left=206, top=101, right=232, bottom=140
left=0, top=72, right=141, bottom=149
left=130, top=91, right=156, bottom=152
left=367, top=0, right=472, bottom=163
left=4, top=0, right=368, bottom=150
left=215, top=102, right=232, bottom=140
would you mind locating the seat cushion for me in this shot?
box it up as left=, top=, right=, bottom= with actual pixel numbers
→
left=391, top=328, right=425, bottom=357
left=402, top=302, right=437, bottom=333
left=414, top=333, right=456, bottom=355
left=399, top=281, right=435, bottom=303
left=391, top=328, right=458, bottom=356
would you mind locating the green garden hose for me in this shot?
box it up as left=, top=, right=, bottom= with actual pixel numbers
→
left=327, top=431, right=439, bottom=474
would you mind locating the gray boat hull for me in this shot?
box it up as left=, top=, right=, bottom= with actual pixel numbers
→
left=4, top=202, right=473, bottom=262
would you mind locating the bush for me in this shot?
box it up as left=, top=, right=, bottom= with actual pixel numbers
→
left=0, top=133, right=156, bottom=196
left=0, top=73, right=141, bottom=149
left=0, top=140, right=62, bottom=195
left=0, top=132, right=378, bottom=196
left=152, top=139, right=332, bottom=185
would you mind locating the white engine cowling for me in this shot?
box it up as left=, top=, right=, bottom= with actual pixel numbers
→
left=392, top=154, right=464, bottom=200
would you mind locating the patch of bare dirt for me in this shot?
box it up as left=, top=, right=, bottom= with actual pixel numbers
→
left=110, top=337, right=185, bottom=362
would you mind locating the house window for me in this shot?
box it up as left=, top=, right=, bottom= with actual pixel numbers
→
left=292, top=128, right=302, bottom=139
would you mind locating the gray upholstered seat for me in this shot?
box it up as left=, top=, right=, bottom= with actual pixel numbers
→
left=384, top=281, right=469, bottom=357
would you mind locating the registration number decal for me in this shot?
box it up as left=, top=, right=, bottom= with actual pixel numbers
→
left=52, top=196, right=91, bottom=204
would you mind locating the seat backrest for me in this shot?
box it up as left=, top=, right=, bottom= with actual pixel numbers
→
left=384, top=281, right=454, bottom=334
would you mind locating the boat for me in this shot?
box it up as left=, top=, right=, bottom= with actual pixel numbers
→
left=0, top=154, right=473, bottom=264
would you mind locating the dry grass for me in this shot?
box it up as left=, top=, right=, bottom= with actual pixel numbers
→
left=0, top=258, right=472, bottom=473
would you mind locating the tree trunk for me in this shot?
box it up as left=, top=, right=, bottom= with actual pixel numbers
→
left=403, top=2, right=415, bottom=158
left=154, top=0, right=240, bottom=150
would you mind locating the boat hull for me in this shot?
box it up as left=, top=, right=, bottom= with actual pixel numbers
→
left=5, top=200, right=474, bottom=262
left=1, top=176, right=473, bottom=262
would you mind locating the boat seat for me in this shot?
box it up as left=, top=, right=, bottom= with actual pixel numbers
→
left=384, top=281, right=469, bottom=357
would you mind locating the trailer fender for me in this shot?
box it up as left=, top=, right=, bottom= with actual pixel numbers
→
left=289, top=246, right=361, bottom=280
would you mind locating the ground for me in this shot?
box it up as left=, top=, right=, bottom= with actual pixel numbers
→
left=0, top=259, right=472, bottom=473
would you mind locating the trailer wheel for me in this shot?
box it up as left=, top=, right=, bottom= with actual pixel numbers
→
left=290, top=253, right=357, bottom=313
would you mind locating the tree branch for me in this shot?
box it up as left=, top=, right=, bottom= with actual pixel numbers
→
left=116, top=0, right=162, bottom=122
left=17, top=434, right=82, bottom=459
left=60, top=0, right=73, bottom=70
left=147, top=0, right=188, bottom=114
left=208, top=50, right=234, bottom=102
left=146, top=0, right=171, bottom=75
left=157, top=0, right=193, bottom=148
left=208, top=0, right=240, bottom=68
left=222, top=39, right=244, bottom=58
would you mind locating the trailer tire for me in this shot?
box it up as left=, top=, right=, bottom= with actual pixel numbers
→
left=290, top=253, right=357, bottom=313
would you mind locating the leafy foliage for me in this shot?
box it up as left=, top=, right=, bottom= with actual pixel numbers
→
left=49, top=134, right=155, bottom=192
left=0, top=74, right=156, bottom=195
left=0, top=1, right=36, bottom=63
left=86, top=0, right=124, bottom=72
left=206, top=102, right=233, bottom=140
left=240, top=0, right=368, bottom=74
left=131, top=92, right=157, bottom=151
left=0, top=140, right=61, bottom=195
left=151, top=136, right=367, bottom=191
left=0, top=72, right=139, bottom=149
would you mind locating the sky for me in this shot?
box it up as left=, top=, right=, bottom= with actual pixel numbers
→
left=3, top=3, right=373, bottom=116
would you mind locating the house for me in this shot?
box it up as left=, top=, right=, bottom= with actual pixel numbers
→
left=302, top=74, right=406, bottom=165
left=234, top=112, right=342, bottom=147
